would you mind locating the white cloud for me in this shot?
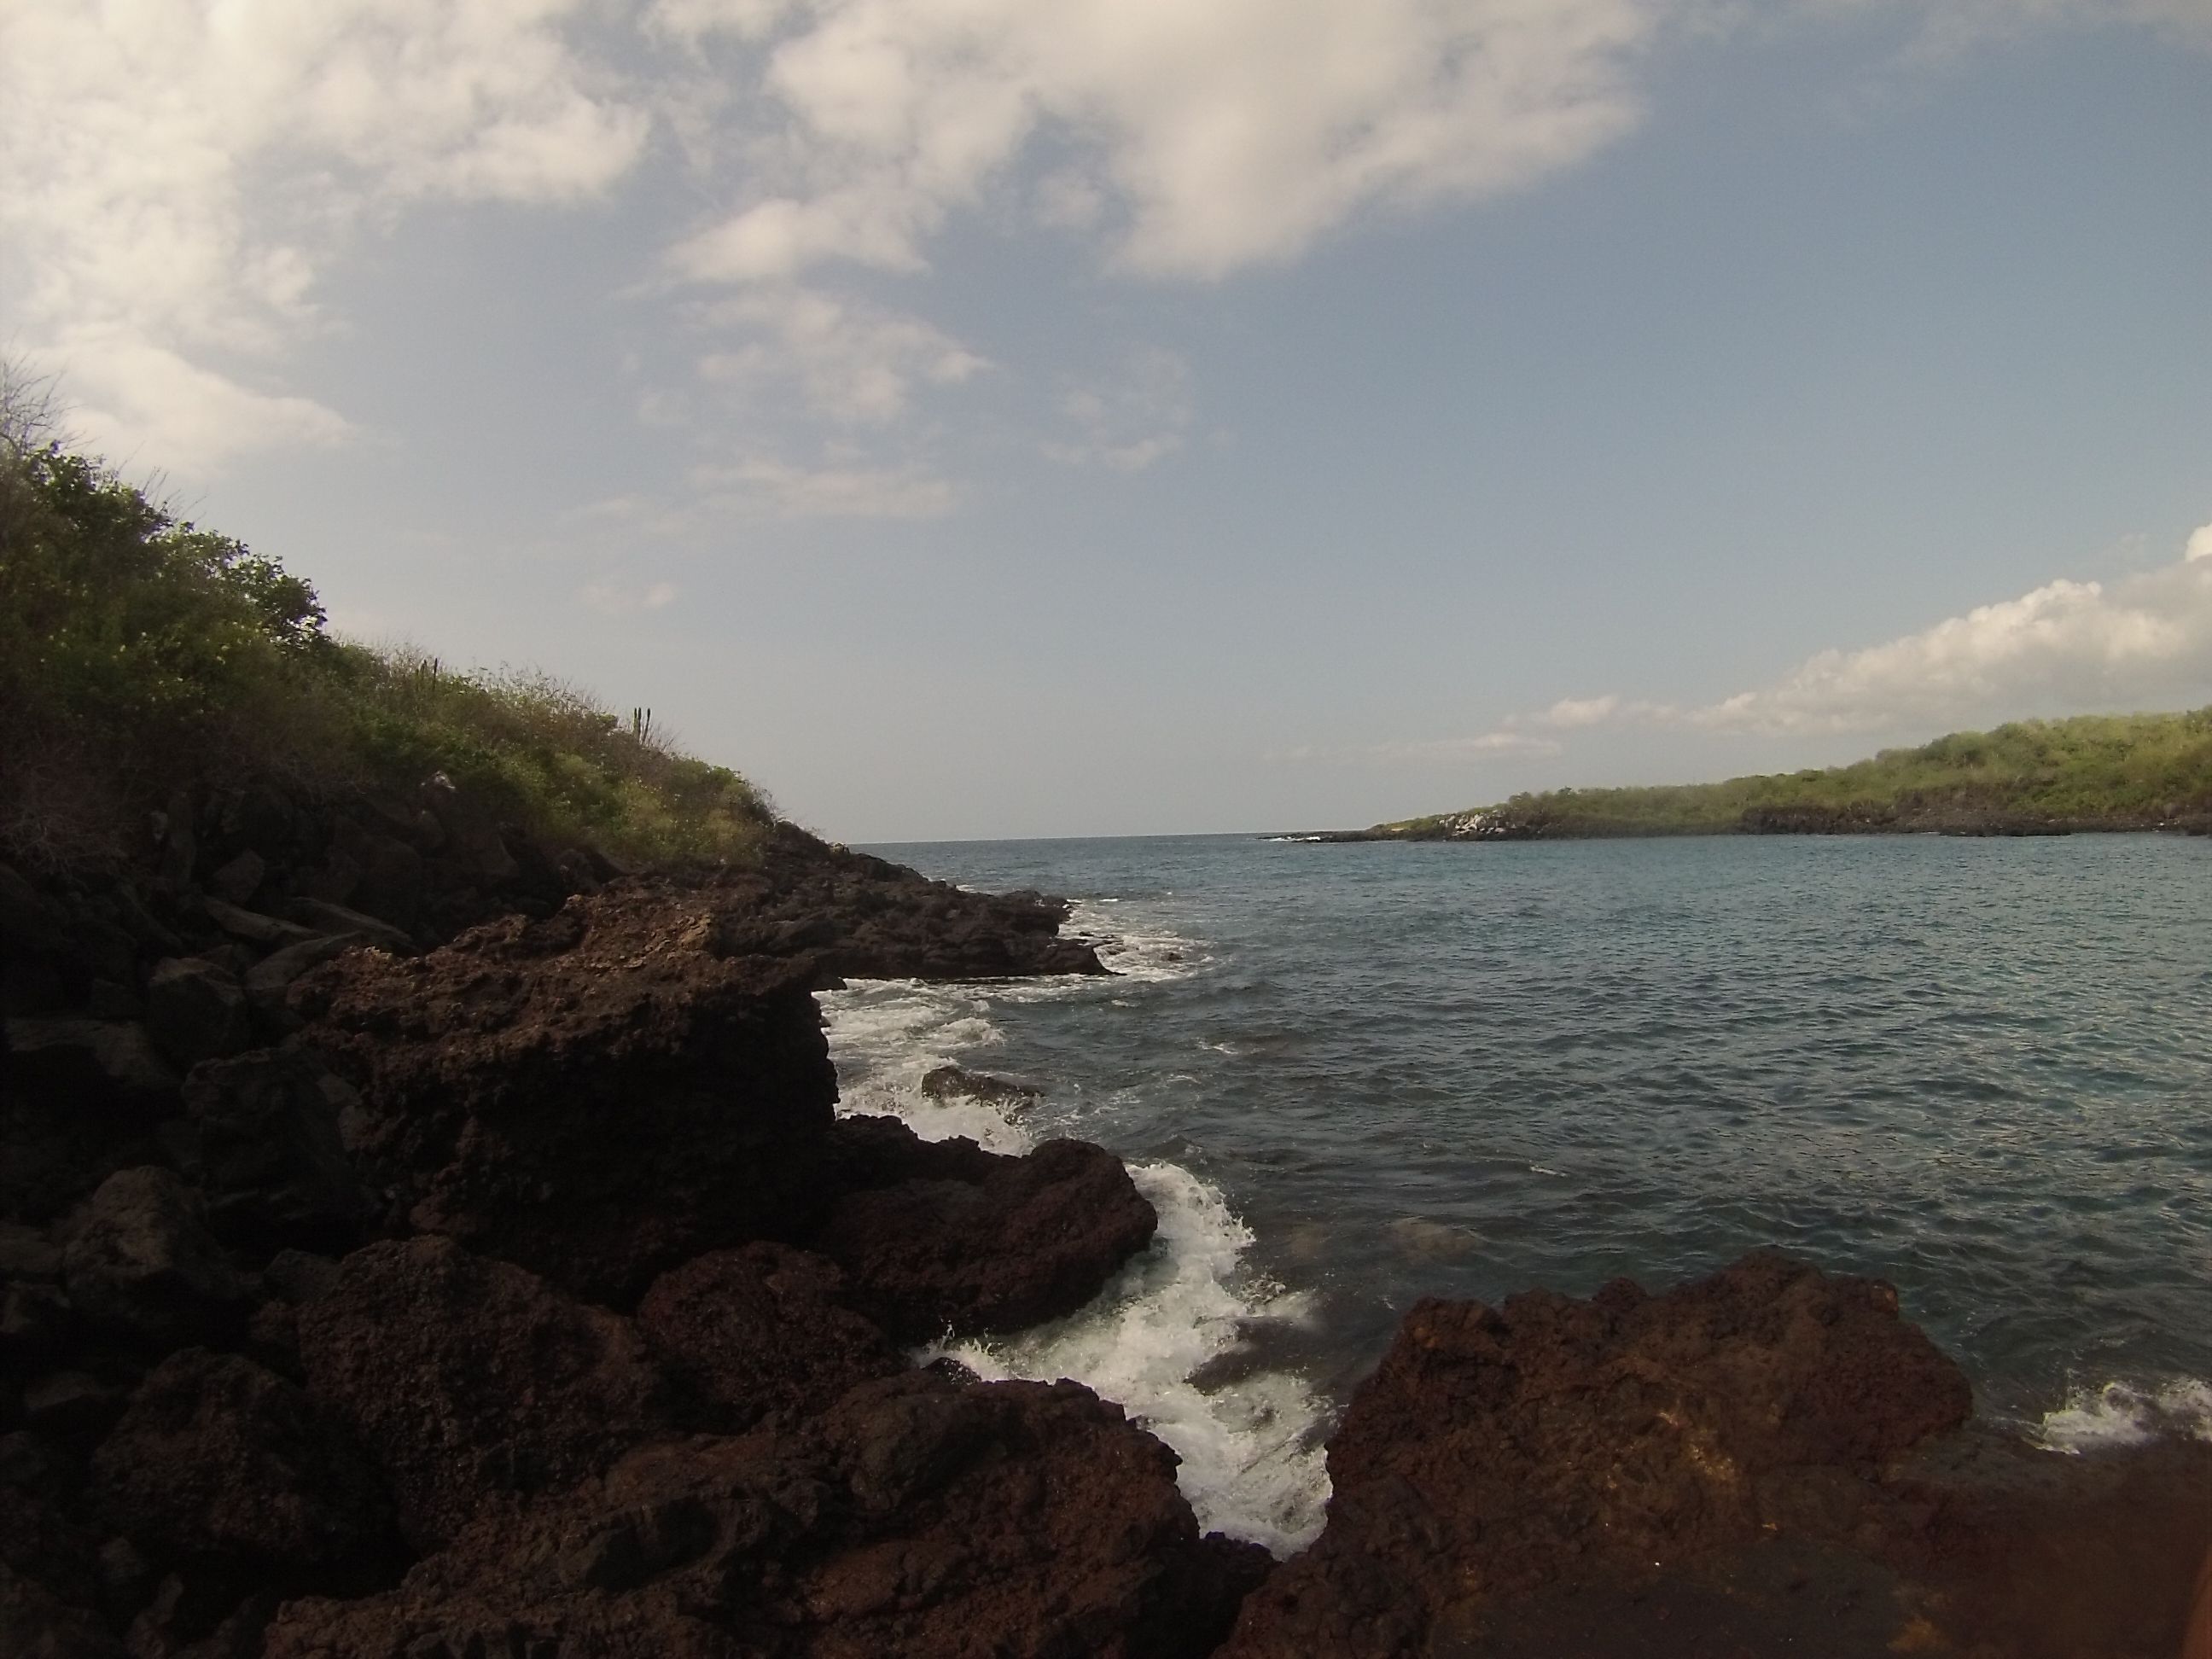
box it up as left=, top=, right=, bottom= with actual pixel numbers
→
left=660, top=0, right=1665, bottom=284
left=691, top=455, right=958, bottom=518
left=697, top=287, right=988, bottom=424
left=1043, top=346, right=1195, bottom=471
left=0, top=0, right=648, bottom=471
left=1491, top=526, right=2212, bottom=742
left=1536, top=694, right=1621, bottom=728
left=578, top=578, right=680, bottom=614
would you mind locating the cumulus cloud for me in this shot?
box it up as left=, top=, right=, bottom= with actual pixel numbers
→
left=1482, top=525, right=2212, bottom=744
left=0, top=0, right=647, bottom=470
left=657, top=0, right=1664, bottom=284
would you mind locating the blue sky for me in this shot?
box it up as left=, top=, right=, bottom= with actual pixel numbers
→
left=6, top=0, right=2209, bottom=840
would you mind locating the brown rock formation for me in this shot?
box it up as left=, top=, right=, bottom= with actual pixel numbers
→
left=295, top=1237, right=673, bottom=1552
left=265, top=1371, right=1264, bottom=1659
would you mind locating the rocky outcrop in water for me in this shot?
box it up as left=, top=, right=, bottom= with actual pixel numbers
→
left=1220, top=1252, right=2212, bottom=1659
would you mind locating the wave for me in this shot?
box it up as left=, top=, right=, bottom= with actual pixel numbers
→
left=820, top=951, right=1332, bottom=1555
left=2030, top=1376, right=2212, bottom=1454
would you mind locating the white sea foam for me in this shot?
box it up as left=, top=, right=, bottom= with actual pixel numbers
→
left=819, top=962, right=1334, bottom=1555
left=929, top=1161, right=1333, bottom=1555
left=2032, top=1377, right=2212, bottom=1454
left=1066, top=897, right=1211, bottom=983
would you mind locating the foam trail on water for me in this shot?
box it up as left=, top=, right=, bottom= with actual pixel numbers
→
left=2032, top=1377, right=2212, bottom=1454
left=821, top=963, right=1334, bottom=1555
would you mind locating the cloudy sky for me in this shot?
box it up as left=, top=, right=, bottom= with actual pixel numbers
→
left=5, top=0, right=2208, bottom=840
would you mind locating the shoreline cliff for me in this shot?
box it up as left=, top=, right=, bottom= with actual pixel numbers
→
left=3, top=775, right=2207, bottom=1657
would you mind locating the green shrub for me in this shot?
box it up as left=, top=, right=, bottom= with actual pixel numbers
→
left=0, top=430, right=771, bottom=868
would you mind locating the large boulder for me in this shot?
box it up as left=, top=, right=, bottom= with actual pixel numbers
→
left=296, top=1237, right=672, bottom=1551
left=1221, top=1250, right=1975, bottom=1656
left=59, top=1168, right=249, bottom=1352
left=812, top=1119, right=1157, bottom=1341
left=89, top=1349, right=399, bottom=1591
left=264, top=1371, right=1265, bottom=1659
left=180, top=1047, right=372, bottom=1253
left=637, top=1243, right=902, bottom=1433
left=143, top=959, right=251, bottom=1070
left=295, top=889, right=839, bottom=1303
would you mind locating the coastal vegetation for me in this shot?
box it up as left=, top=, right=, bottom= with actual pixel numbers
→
left=1368, top=710, right=2212, bottom=840
left=0, top=415, right=771, bottom=868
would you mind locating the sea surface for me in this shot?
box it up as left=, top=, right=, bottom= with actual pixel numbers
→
left=823, top=832, right=2212, bottom=1553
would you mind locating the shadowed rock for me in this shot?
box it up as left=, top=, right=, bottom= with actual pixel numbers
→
left=297, top=1237, right=672, bottom=1552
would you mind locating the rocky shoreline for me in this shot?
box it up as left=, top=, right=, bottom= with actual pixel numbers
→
left=4, top=778, right=2207, bottom=1656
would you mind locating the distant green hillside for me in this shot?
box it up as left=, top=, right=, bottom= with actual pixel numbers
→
left=1367, top=712, right=2212, bottom=841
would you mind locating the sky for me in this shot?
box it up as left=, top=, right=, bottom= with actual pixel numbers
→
left=4, top=0, right=2209, bottom=841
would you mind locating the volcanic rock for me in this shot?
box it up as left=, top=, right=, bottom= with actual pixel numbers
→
left=179, top=1047, right=372, bottom=1253
left=264, top=1371, right=1262, bottom=1659
left=59, top=1168, right=249, bottom=1352
left=812, top=1121, right=1157, bottom=1341
left=89, top=1348, right=399, bottom=1591
left=296, top=1236, right=672, bottom=1551
left=1221, top=1249, right=1974, bottom=1656
left=295, top=889, right=837, bottom=1303
left=143, top=959, right=250, bottom=1069
left=637, top=1244, right=902, bottom=1433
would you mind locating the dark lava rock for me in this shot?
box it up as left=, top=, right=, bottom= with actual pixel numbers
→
left=637, top=1244, right=902, bottom=1432
left=920, top=1064, right=1041, bottom=1110
left=812, top=1119, right=1157, bottom=1342
left=1221, top=1249, right=1973, bottom=1656
left=709, top=824, right=1107, bottom=985
left=0, top=1559, right=126, bottom=1659
left=180, top=1047, right=372, bottom=1253
left=89, top=1348, right=399, bottom=1590
left=143, top=959, right=250, bottom=1070
left=59, top=1168, right=249, bottom=1351
left=264, top=1371, right=1261, bottom=1659
left=297, top=1236, right=672, bottom=1551
left=296, top=889, right=837, bottom=1303
left=3, top=1018, right=177, bottom=1110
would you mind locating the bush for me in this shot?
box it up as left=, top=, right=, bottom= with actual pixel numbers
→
left=0, top=421, right=771, bottom=869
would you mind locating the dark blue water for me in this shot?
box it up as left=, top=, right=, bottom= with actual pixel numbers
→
left=827, top=832, right=2212, bottom=1547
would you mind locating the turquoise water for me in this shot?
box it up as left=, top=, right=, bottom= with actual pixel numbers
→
left=825, top=832, right=2212, bottom=1548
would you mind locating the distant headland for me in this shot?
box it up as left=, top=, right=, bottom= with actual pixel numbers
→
left=1299, top=710, right=2212, bottom=842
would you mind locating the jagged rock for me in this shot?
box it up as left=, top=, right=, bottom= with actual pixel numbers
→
left=280, top=899, right=411, bottom=957
left=242, top=934, right=371, bottom=1033
left=89, top=1349, right=399, bottom=1592
left=203, top=853, right=265, bottom=907
left=59, top=1168, right=249, bottom=1351
left=708, top=824, right=1107, bottom=985
left=198, top=899, right=316, bottom=952
left=296, top=894, right=838, bottom=1303
left=297, top=1237, right=672, bottom=1551
left=19, top=1372, right=130, bottom=1446
left=0, top=1560, right=126, bottom=1659
left=264, top=1372, right=1262, bottom=1659
left=144, top=960, right=250, bottom=1070
left=637, top=1244, right=902, bottom=1432
left=812, top=1122, right=1157, bottom=1341
left=3, top=1019, right=178, bottom=1109
left=1220, top=1251, right=1976, bottom=1656
left=180, top=1048, right=371, bottom=1252
left=920, top=1064, right=1041, bottom=1109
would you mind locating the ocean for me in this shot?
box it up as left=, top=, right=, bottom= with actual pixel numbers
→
left=824, top=831, right=2212, bottom=1554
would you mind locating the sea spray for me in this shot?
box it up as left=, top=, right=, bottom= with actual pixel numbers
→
left=820, top=912, right=1333, bottom=1554
left=2033, top=1377, right=2212, bottom=1454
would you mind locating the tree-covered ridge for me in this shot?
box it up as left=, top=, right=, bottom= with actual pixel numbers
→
left=1370, top=711, right=2212, bottom=840
left=0, top=427, right=771, bottom=868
